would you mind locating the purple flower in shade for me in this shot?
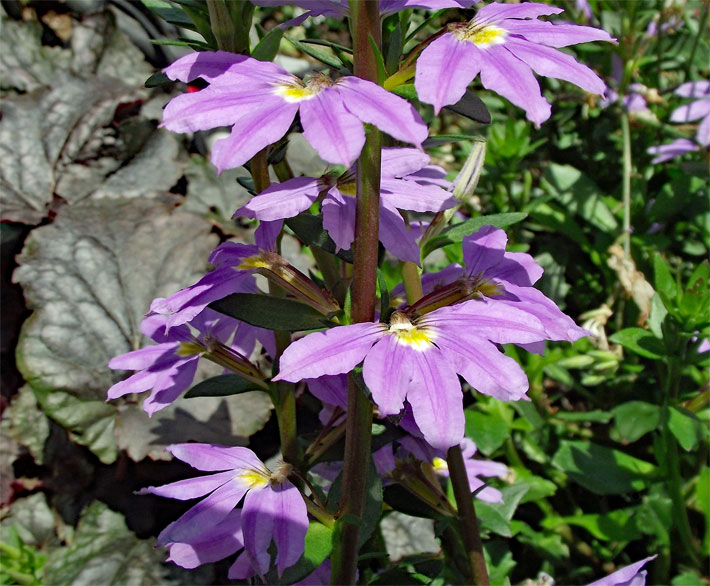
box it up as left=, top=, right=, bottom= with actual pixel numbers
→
left=586, top=555, right=657, bottom=586
left=414, top=2, right=615, bottom=125
left=140, top=443, right=308, bottom=580
left=669, top=81, right=710, bottom=146
left=161, top=52, right=427, bottom=172
left=107, top=310, right=266, bottom=415
left=647, top=138, right=699, bottom=164
left=398, top=435, right=507, bottom=502
left=398, top=225, right=589, bottom=353
left=274, top=299, right=549, bottom=450
left=236, top=148, right=455, bottom=264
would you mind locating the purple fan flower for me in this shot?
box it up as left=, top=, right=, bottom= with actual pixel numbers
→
left=647, top=138, right=699, bottom=164
left=587, top=555, right=657, bottom=586
left=140, top=443, right=308, bottom=580
left=161, top=52, right=427, bottom=172
left=399, top=435, right=507, bottom=502
left=669, top=81, right=710, bottom=146
left=274, top=299, right=548, bottom=449
left=236, top=148, right=455, bottom=264
left=107, top=310, right=265, bottom=415
left=415, top=2, right=614, bottom=125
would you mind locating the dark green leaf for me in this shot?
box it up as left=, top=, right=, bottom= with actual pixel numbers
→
left=611, top=401, right=661, bottom=443
left=383, top=485, right=448, bottom=520
left=444, top=89, right=491, bottom=124
left=653, top=255, right=677, bottom=300
left=184, top=374, right=264, bottom=398
left=286, top=37, right=342, bottom=69
left=377, top=268, right=391, bottom=323
left=423, top=213, right=527, bottom=257
left=552, top=440, right=657, bottom=495
left=252, top=27, right=283, bottom=62
left=609, top=327, right=665, bottom=360
left=210, top=293, right=334, bottom=331
left=464, top=409, right=510, bottom=456
left=142, top=0, right=195, bottom=28
left=144, top=71, right=171, bottom=88
left=668, top=406, right=707, bottom=452
left=553, top=410, right=613, bottom=423
left=286, top=214, right=353, bottom=263
left=541, top=508, right=642, bottom=542
left=368, top=35, right=387, bottom=85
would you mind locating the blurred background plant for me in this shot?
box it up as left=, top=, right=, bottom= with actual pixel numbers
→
left=0, top=0, right=707, bottom=584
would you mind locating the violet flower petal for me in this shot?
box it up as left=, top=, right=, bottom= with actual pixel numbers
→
left=697, top=113, right=710, bottom=146
left=237, top=177, right=323, bottom=221
left=322, top=188, right=356, bottom=252
left=380, top=178, right=455, bottom=212
left=274, top=323, right=387, bottom=382
left=587, top=556, right=657, bottom=586
left=475, top=2, right=563, bottom=24
left=381, top=147, right=431, bottom=178
left=168, top=443, right=267, bottom=471
left=670, top=99, right=710, bottom=123
left=647, top=138, right=698, bottom=164
left=378, top=204, right=422, bottom=264
left=143, top=357, right=200, bottom=416
left=337, top=77, right=428, bottom=147
left=501, top=19, right=615, bottom=47
left=300, top=89, right=366, bottom=167
left=306, top=375, right=348, bottom=410
left=675, top=81, right=710, bottom=99
left=415, top=33, right=482, bottom=115
left=139, top=469, right=237, bottom=501
left=163, top=50, right=286, bottom=84
left=362, top=334, right=416, bottom=416
left=108, top=343, right=181, bottom=371
left=167, top=510, right=244, bottom=569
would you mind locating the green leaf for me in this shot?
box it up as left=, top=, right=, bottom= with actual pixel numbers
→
left=552, top=440, right=657, bottom=495
left=653, top=255, right=677, bottom=300
left=252, top=27, right=283, bottom=62
left=391, top=83, right=418, bottom=100
left=695, top=466, right=710, bottom=516
left=286, top=214, right=353, bottom=263
left=668, top=406, right=707, bottom=452
left=541, top=508, right=642, bottom=542
left=541, top=163, right=618, bottom=233
left=445, top=89, right=491, bottom=124
left=637, top=492, right=672, bottom=546
left=465, top=409, right=510, bottom=456
left=184, top=374, right=264, bottom=398
left=210, top=293, right=334, bottom=331
left=475, top=502, right=511, bottom=537
left=368, top=35, right=387, bottom=85
left=383, top=485, right=448, bottom=520
left=142, top=0, right=195, bottom=28
left=285, top=36, right=342, bottom=69
left=377, top=268, right=391, bottom=323
left=609, top=327, right=665, bottom=360
left=144, top=71, right=171, bottom=88
left=553, top=410, right=613, bottom=423
left=43, top=502, right=166, bottom=584
left=267, top=522, right=333, bottom=585
left=422, top=213, right=527, bottom=258
left=611, top=401, right=661, bottom=443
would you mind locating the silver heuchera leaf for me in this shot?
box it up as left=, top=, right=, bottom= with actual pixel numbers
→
left=1, top=385, right=50, bottom=465
left=13, top=198, right=219, bottom=463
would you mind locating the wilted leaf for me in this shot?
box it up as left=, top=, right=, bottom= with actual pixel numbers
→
left=13, top=198, right=218, bottom=463
left=43, top=501, right=166, bottom=585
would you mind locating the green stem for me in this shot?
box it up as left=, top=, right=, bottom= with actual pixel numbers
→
left=621, top=112, right=632, bottom=256
left=330, top=2, right=381, bottom=584
left=447, top=445, right=490, bottom=586
left=685, top=0, right=709, bottom=80
left=401, top=261, right=423, bottom=304
left=250, top=148, right=271, bottom=193
left=206, top=0, right=237, bottom=53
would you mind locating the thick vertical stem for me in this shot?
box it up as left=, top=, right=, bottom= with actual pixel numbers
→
left=621, top=112, right=632, bottom=256
left=330, top=2, right=381, bottom=584
left=447, top=445, right=490, bottom=586
left=401, top=262, right=423, bottom=304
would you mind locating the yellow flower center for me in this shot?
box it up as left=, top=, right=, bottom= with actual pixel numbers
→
left=238, top=254, right=272, bottom=270
left=432, top=457, right=448, bottom=473
left=176, top=341, right=205, bottom=356
left=239, top=469, right=270, bottom=489
left=452, top=21, right=508, bottom=48
left=388, top=311, right=434, bottom=351
left=273, top=72, right=334, bottom=103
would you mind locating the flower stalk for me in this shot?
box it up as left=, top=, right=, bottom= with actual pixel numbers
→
left=330, top=2, right=382, bottom=584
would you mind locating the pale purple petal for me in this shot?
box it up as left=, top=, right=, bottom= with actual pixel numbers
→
left=211, top=101, right=299, bottom=173
left=139, top=469, right=236, bottom=500
left=337, top=77, right=428, bottom=147
left=378, top=205, right=421, bottom=264
left=697, top=113, right=710, bottom=146
left=500, top=284, right=589, bottom=342
left=208, top=242, right=261, bottom=266
left=163, top=51, right=287, bottom=84
left=415, top=34, right=482, bottom=115
left=647, top=138, right=698, bottom=164
left=373, top=444, right=396, bottom=477
left=407, top=165, right=451, bottom=188
left=504, top=37, right=606, bottom=95
left=107, top=368, right=160, bottom=400
left=495, top=251, right=544, bottom=285
left=237, top=177, right=323, bottom=221
left=479, top=45, right=551, bottom=125
left=587, top=556, right=657, bottom=586
left=380, top=178, right=455, bottom=212
left=228, top=550, right=257, bottom=579
left=675, top=81, right=710, bottom=99
left=166, top=510, right=244, bottom=569
left=108, top=342, right=181, bottom=371
left=274, top=323, right=387, bottom=382
left=168, top=443, right=267, bottom=472
left=462, top=225, right=507, bottom=275
left=143, top=357, right=200, bottom=415
left=468, top=478, right=503, bottom=503
left=255, top=220, right=284, bottom=252
left=475, top=2, right=563, bottom=24
left=501, top=20, right=615, bottom=47
left=242, top=482, right=308, bottom=577
left=300, top=89, right=366, bottom=167
left=380, top=147, right=430, bottom=178
left=322, top=189, right=356, bottom=252
left=159, top=477, right=252, bottom=544
left=407, top=347, right=465, bottom=450
left=306, top=375, right=348, bottom=409
left=670, top=99, right=710, bottom=123
left=362, top=334, right=415, bottom=416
